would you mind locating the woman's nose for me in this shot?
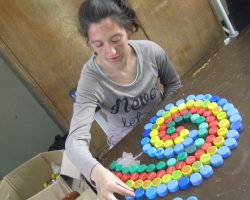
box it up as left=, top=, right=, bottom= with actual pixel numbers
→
left=105, top=44, right=117, bottom=57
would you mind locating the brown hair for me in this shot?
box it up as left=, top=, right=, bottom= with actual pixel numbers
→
left=78, top=0, right=142, bottom=38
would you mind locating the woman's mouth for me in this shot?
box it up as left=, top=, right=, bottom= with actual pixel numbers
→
left=108, top=55, right=121, bottom=62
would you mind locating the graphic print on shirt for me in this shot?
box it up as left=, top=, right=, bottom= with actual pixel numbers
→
left=110, top=84, right=161, bottom=128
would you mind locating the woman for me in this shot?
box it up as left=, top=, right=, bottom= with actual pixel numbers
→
left=65, top=0, right=181, bottom=199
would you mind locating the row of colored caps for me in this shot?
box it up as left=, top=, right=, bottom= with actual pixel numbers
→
left=124, top=163, right=213, bottom=189
left=145, top=110, right=242, bottom=135
left=142, top=129, right=239, bottom=150
left=111, top=144, right=233, bottom=182
left=148, top=123, right=235, bottom=148
left=123, top=147, right=234, bottom=199
left=125, top=165, right=211, bottom=199
left=147, top=112, right=242, bottom=137
left=162, top=94, right=241, bottom=118
left=172, top=94, right=228, bottom=106
left=142, top=135, right=237, bottom=160
left=164, top=107, right=241, bottom=129
left=164, top=99, right=234, bottom=113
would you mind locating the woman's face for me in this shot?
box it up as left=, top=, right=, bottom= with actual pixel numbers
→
left=88, top=17, right=130, bottom=67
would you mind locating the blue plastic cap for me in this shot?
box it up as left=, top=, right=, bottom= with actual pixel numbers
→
left=149, top=116, right=158, bottom=124
left=141, top=137, right=150, bottom=146
left=194, top=94, right=204, bottom=101
left=200, top=165, right=214, bottom=178
left=229, top=114, right=242, bottom=124
left=165, top=103, right=175, bottom=111
left=167, top=180, right=179, bottom=193
left=190, top=173, right=203, bottom=186
left=209, top=95, right=220, bottom=102
left=226, top=130, right=240, bottom=140
left=210, top=154, right=224, bottom=167
left=142, top=143, right=152, bottom=153
left=148, top=147, right=157, bottom=158
left=224, top=138, right=238, bottom=150
left=174, top=144, right=184, bottom=155
left=183, top=137, right=194, bottom=148
left=144, top=123, right=153, bottom=131
left=230, top=121, right=244, bottom=132
left=217, top=98, right=228, bottom=107
left=176, top=99, right=185, bottom=106
left=135, top=188, right=145, bottom=200
left=218, top=146, right=231, bottom=159
left=155, top=148, right=165, bottom=159
left=223, top=103, right=234, bottom=112
left=187, top=196, right=199, bottom=200
left=146, top=187, right=157, bottom=200
left=178, top=176, right=190, bottom=190
left=143, top=129, right=151, bottom=137
left=164, top=148, right=175, bottom=158
left=156, top=110, right=165, bottom=117
left=203, top=94, right=212, bottom=101
left=173, top=197, right=184, bottom=200
left=227, top=108, right=239, bottom=117
left=186, top=94, right=196, bottom=101
left=189, top=130, right=199, bottom=140
left=157, top=184, right=168, bottom=197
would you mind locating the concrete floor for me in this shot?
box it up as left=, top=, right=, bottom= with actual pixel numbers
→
left=0, top=55, right=64, bottom=179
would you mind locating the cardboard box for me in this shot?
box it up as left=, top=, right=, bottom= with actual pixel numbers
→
left=0, top=150, right=73, bottom=200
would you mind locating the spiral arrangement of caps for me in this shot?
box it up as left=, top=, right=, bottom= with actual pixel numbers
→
left=108, top=94, right=243, bottom=200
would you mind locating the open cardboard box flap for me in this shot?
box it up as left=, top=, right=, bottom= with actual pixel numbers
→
left=60, top=151, right=81, bottom=180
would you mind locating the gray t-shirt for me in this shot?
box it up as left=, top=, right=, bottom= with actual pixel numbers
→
left=65, top=40, right=181, bottom=182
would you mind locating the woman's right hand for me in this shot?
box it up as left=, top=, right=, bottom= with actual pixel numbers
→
left=91, top=164, right=135, bottom=200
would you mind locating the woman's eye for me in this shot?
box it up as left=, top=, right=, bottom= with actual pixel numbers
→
left=111, top=35, right=121, bottom=42
left=94, top=42, right=103, bottom=48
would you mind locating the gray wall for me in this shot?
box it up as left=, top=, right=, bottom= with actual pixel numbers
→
left=0, top=55, right=64, bottom=179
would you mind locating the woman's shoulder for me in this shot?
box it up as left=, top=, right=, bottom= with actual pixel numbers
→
left=80, top=55, right=99, bottom=76
left=129, top=39, right=159, bottom=47
left=78, top=56, right=101, bottom=85
left=129, top=40, right=164, bottom=52
left=129, top=40, right=165, bottom=57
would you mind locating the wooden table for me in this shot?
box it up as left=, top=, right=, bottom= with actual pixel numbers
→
left=100, top=26, right=250, bottom=200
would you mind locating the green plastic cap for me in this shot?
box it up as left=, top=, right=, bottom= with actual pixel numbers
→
left=156, top=161, right=167, bottom=170
left=167, top=127, right=176, bottom=135
left=174, top=116, right=183, bottom=125
left=167, top=121, right=176, bottom=128
left=129, top=164, right=139, bottom=174
left=137, top=164, right=147, bottom=173
left=109, top=161, right=117, bottom=170
left=122, top=166, right=130, bottom=174
left=115, top=163, right=124, bottom=172
left=146, top=164, right=156, bottom=173
left=183, top=112, right=192, bottom=122
left=177, top=152, right=188, bottom=161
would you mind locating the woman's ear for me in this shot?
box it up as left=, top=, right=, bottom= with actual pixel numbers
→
left=86, top=40, right=97, bottom=54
